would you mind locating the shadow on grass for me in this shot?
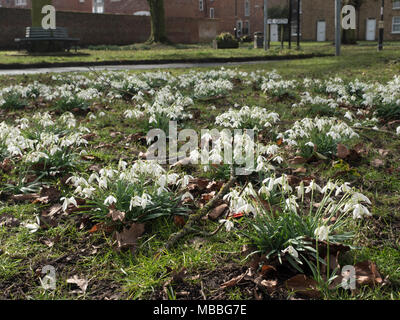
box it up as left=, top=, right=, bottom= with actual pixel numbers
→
left=6, top=52, right=91, bottom=57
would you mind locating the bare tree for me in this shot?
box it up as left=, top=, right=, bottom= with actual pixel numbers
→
left=146, top=0, right=169, bottom=43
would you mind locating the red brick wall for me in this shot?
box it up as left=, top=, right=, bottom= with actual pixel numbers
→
left=0, top=0, right=92, bottom=12
left=104, top=0, right=148, bottom=15
left=103, top=0, right=202, bottom=18
left=299, top=0, right=400, bottom=41
left=0, top=7, right=218, bottom=48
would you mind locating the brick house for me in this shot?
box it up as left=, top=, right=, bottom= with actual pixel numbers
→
left=92, top=0, right=267, bottom=36
left=0, top=0, right=92, bottom=12
left=2, top=0, right=399, bottom=42
left=285, top=0, right=400, bottom=42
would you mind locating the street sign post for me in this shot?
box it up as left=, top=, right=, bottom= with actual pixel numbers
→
left=378, top=0, right=384, bottom=51
left=267, top=19, right=288, bottom=24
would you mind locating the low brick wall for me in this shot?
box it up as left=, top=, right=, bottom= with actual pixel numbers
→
left=0, top=8, right=218, bottom=49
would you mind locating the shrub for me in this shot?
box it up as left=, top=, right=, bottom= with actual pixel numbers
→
left=0, top=92, right=28, bottom=110
left=240, top=35, right=253, bottom=43
left=66, top=161, right=191, bottom=225
left=375, top=102, right=400, bottom=121
left=55, top=96, right=91, bottom=113
left=225, top=176, right=371, bottom=271
left=215, top=33, right=239, bottom=49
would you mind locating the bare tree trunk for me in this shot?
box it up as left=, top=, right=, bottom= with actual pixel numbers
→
left=31, top=0, right=52, bottom=27
left=147, top=0, right=169, bottom=43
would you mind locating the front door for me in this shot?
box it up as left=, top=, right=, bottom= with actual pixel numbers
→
left=270, top=24, right=279, bottom=42
left=317, top=21, right=326, bottom=42
left=236, top=21, right=243, bottom=37
left=366, top=18, right=376, bottom=41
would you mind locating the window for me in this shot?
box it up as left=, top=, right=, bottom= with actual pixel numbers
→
left=15, top=0, right=27, bottom=6
left=210, top=7, right=215, bottom=19
left=393, top=16, right=400, bottom=33
left=236, top=20, right=243, bottom=36
left=199, top=0, right=204, bottom=11
left=93, top=0, right=104, bottom=13
left=245, top=0, right=250, bottom=17
left=243, top=21, right=250, bottom=35
left=393, top=1, right=400, bottom=9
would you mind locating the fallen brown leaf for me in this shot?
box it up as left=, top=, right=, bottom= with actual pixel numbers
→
left=355, top=261, right=383, bottom=287
left=114, top=223, right=145, bottom=254
left=371, top=158, right=385, bottom=168
left=173, top=215, right=186, bottom=228
left=0, top=213, right=20, bottom=228
left=0, top=158, right=13, bottom=173
left=293, top=167, right=307, bottom=174
left=285, top=274, right=321, bottom=299
left=337, top=144, right=350, bottom=159
left=107, top=207, right=126, bottom=222
left=288, top=156, right=307, bottom=165
left=66, top=275, right=89, bottom=293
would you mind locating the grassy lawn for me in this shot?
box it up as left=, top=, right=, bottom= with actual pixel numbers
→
left=0, top=45, right=399, bottom=300
left=0, top=42, right=335, bottom=66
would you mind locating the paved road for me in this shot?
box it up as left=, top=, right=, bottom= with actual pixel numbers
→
left=0, top=60, right=282, bottom=76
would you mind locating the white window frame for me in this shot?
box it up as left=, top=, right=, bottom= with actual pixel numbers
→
left=93, top=0, right=104, bottom=14
left=199, top=0, right=204, bottom=12
left=393, top=1, right=400, bottom=9
left=210, top=7, right=215, bottom=19
left=236, top=20, right=243, bottom=36
left=392, top=16, right=400, bottom=33
left=244, top=20, right=250, bottom=35
left=15, top=0, right=27, bottom=6
left=245, top=0, right=250, bottom=17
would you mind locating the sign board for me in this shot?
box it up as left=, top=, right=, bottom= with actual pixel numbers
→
left=267, top=19, right=288, bottom=25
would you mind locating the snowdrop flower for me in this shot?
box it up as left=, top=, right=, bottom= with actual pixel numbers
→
left=351, top=192, right=372, bottom=205
left=181, top=192, right=194, bottom=201
left=282, top=246, right=299, bottom=259
left=352, top=203, right=372, bottom=219
left=321, top=181, right=337, bottom=194
left=296, top=181, right=305, bottom=198
left=104, top=195, right=117, bottom=206
left=285, top=196, right=299, bottom=213
left=180, top=175, right=193, bottom=189
left=61, top=197, right=78, bottom=212
left=305, top=181, right=322, bottom=194
left=335, top=182, right=352, bottom=196
left=118, top=160, right=128, bottom=171
left=219, top=219, right=234, bottom=232
left=314, top=225, right=330, bottom=241
left=397, top=126, right=400, bottom=136
left=81, top=187, right=96, bottom=198
left=305, top=141, right=315, bottom=148
left=273, top=156, right=284, bottom=164
left=23, top=216, right=41, bottom=234
left=130, top=193, right=153, bottom=210
left=98, top=177, right=108, bottom=189
left=344, top=111, right=354, bottom=121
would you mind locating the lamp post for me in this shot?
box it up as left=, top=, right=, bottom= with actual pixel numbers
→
left=378, top=0, right=384, bottom=51
left=335, top=0, right=342, bottom=56
left=288, top=0, right=292, bottom=49
left=296, top=0, right=300, bottom=49
left=264, top=0, right=269, bottom=50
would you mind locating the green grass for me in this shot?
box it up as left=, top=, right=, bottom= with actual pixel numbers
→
left=0, top=42, right=333, bottom=66
left=0, top=44, right=399, bottom=300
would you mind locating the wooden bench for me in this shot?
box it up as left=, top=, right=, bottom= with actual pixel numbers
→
left=15, top=27, right=80, bottom=53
